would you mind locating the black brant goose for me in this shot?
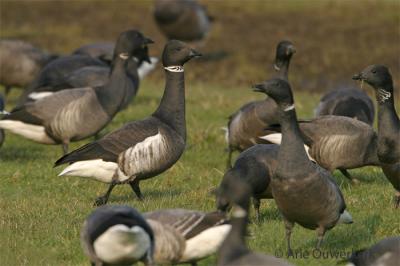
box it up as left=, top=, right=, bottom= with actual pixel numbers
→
left=144, top=209, right=230, bottom=265
left=260, top=115, right=381, bottom=183
left=154, top=0, right=212, bottom=42
left=353, top=64, right=400, bottom=207
left=0, top=94, right=8, bottom=148
left=0, top=39, right=57, bottom=97
left=315, top=87, right=375, bottom=126
left=81, top=205, right=155, bottom=266
left=253, top=78, right=353, bottom=255
left=225, top=40, right=295, bottom=167
left=345, top=236, right=400, bottom=266
left=0, top=30, right=153, bottom=154
left=217, top=175, right=293, bottom=266
left=55, top=40, right=201, bottom=205
left=216, top=144, right=279, bottom=221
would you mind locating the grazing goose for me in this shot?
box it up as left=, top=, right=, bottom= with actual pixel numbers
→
left=345, top=236, right=400, bottom=266
left=260, top=115, right=381, bottom=183
left=0, top=94, right=8, bottom=148
left=253, top=78, right=353, bottom=255
left=353, top=64, right=400, bottom=207
left=216, top=144, right=279, bottom=221
left=315, top=87, right=375, bottom=126
left=0, top=30, right=153, bottom=154
left=225, top=40, right=295, bottom=167
left=0, top=39, right=57, bottom=97
left=81, top=205, right=155, bottom=266
left=144, top=209, right=230, bottom=265
left=217, top=175, right=293, bottom=266
left=54, top=40, right=201, bottom=205
left=154, top=0, right=212, bottom=43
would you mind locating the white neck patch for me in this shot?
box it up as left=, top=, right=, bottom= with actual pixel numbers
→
left=232, top=205, right=247, bottom=218
left=164, top=66, right=184, bottom=72
left=377, top=88, right=391, bottom=103
left=119, top=53, right=129, bottom=60
left=274, top=64, right=280, bottom=71
left=283, top=104, right=295, bottom=112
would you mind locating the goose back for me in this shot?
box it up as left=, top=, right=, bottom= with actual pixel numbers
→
left=73, top=42, right=114, bottom=63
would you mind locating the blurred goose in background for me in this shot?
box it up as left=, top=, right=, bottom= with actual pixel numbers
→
left=216, top=144, right=279, bottom=221
left=0, top=39, right=58, bottom=97
left=253, top=78, right=353, bottom=255
left=0, top=30, right=153, bottom=154
left=315, top=87, right=375, bottom=126
left=0, top=94, right=8, bottom=148
left=81, top=205, right=155, bottom=266
left=154, top=0, right=212, bottom=44
left=72, top=42, right=115, bottom=64
left=353, top=64, right=400, bottom=207
left=144, top=209, right=230, bottom=265
left=225, top=40, right=295, bottom=167
left=217, top=176, right=293, bottom=266
left=260, top=115, right=381, bottom=183
left=345, top=236, right=400, bottom=266
left=55, top=40, right=201, bottom=205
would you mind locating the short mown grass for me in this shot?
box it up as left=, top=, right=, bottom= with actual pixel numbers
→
left=1, top=1, right=399, bottom=265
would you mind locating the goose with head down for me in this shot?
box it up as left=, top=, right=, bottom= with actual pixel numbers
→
left=0, top=30, right=153, bottom=154
left=353, top=64, right=400, bottom=207
left=54, top=40, right=201, bottom=206
left=225, top=40, right=295, bottom=168
left=253, top=78, right=353, bottom=256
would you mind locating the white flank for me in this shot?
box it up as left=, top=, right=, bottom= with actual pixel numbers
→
left=28, top=91, right=54, bottom=100
left=94, top=225, right=151, bottom=265
left=118, top=132, right=167, bottom=182
left=0, top=120, right=55, bottom=144
left=138, top=57, right=158, bottom=79
left=259, top=133, right=316, bottom=162
left=337, top=210, right=353, bottom=224
left=180, top=224, right=231, bottom=263
left=232, top=205, right=247, bottom=218
left=0, top=110, right=10, bottom=115
left=345, top=263, right=355, bottom=266
left=58, top=159, right=119, bottom=183
left=220, top=127, right=229, bottom=144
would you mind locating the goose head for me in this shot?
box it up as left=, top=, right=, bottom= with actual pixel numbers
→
left=252, top=78, right=294, bottom=111
left=274, top=40, right=296, bottom=71
left=114, top=30, right=154, bottom=63
left=353, top=64, right=393, bottom=92
left=162, top=40, right=202, bottom=67
left=0, top=95, right=8, bottom=115
left=217, top=176, right=251, bottom=218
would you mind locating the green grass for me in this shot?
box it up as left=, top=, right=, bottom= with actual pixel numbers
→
left=1, top=1, right=400, bottom=265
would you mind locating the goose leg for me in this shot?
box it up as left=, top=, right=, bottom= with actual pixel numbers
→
left=62, top=142, right=69, bottom=155
left=316, top=227, right=326, bottom=249
left=226, top=147, right=233, bottom=169
left=94, top=182, right=116, bottom=206
left=284, top=219, right=294, bottom=257
left=4, top=85, right=11, bottom=97
left=129, top=179, right=143, bottom=200
left=394, top=191, right=400, bottom=208
left=339, top=169, right=360, bottom=184
left=252, top=197, right=261, bottom=223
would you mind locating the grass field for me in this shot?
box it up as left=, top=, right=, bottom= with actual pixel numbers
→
left=1, top=1, right=399, bottom=266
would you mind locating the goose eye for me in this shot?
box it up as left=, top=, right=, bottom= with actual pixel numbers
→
left=372, top=69, right=377, bottom=74
left=175, top=47, right=183, bottom=51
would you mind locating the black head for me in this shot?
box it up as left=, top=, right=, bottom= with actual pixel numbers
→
left=352, top=64, right=393, bottom=91
left=162, top=40, right=202, bottom=67
left=216, top=174, right=251, bottom=213
left=0, top=94, right=7, bottom=115
left=252, top=78, right=294, bottom=107
left=114, top=30, right=154, bottom=63
left=274, top=40, right=296, bottom=70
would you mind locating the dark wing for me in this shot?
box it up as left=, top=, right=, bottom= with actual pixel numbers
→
left=55, top=117, right=161, bottom=165
left=144, top=209, right=228, bottom=240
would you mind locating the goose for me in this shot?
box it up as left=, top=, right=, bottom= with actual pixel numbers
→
left=0, top=30, right=153, bottom=154
left=345, top=236, right=400, bottom=266
left=259, top=115, right=381, bottom=184
left=73, top=42, right=115, bottom=64
left=252, top=78, right=353, bottom=255
left=216, top=144, right=279, bottom=221
left=0, top=94, right=8, bottom=148
left=81, top=205, right=155, bottom=266
left=144, top=208, right=231, bottom=265
left=154, top=0, right=212, bottom=43
left=54, top=40, right=201, bottom=205
left=0, top=39, right=57, bottom=97
left=353, top=64, right=400, bottom=207
left=217, top=175, right=293, bottom=266
left=225, top=40, right=295, bottom=167
left=315, top=87, right=375, bottom=126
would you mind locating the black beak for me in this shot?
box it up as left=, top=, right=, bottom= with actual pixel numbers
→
left=143, top=37, right=154, bottom=45
left=189, top=49, right=202, bottom=58
left=144, top=54, right=152, bottom=64
left=287, top=45, right=296, bottom=55
left=352, top=73, right=363, bottom=80
left=252, top=83, right=265, bottom=93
